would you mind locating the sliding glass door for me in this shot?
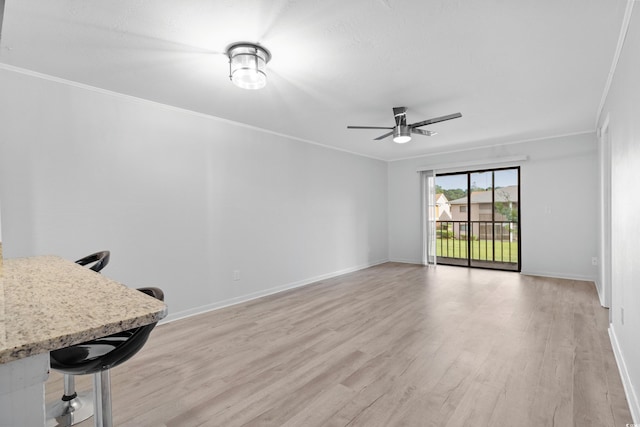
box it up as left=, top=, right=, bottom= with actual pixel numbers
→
left=434, top=167, right=520, bottom=271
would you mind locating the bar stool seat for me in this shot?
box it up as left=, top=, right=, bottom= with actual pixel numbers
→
left=47, top=251, right=112, bottom=427
left=50, top=287, right=164, bottom=427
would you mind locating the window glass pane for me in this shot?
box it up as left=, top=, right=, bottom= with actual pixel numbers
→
left=435, top=173, right=468, bottom=266
left=494, top=169, right=519, bottom=223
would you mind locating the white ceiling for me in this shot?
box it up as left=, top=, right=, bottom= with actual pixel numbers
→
left=0, top=0, right=628, bottom=161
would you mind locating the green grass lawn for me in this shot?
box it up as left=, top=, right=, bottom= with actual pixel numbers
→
left=436, top=238, right=518, bottom=263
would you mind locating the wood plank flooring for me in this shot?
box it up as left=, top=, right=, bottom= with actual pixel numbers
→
left=45, top=262, right=632, bottom=426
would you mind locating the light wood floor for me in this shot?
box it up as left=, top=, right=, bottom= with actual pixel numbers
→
left=46, top=262, right=632, bottom=426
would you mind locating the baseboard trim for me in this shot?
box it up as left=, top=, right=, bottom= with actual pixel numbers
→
left=519, top=269, right=595, bottom=283
left=160, top=259, right=389, bottom=324
left=609, top=325, right=640, bottom=423
left=593, top=277, right=607, bottom=308
left=388, top=257, right=423, bottom=265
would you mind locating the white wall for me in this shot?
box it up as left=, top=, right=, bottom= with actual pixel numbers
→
left=0, top=67, right=389, bottom=321
left=388, top=132, right=599, bottom=281
left=598, top=3, right=640, bottom=421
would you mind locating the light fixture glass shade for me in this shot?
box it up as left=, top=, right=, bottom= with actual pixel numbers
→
left=393, top=126, right=412, bottom=143
left=227, top=43, right=271, bottom=90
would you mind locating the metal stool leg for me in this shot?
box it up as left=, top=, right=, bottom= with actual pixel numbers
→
left=93, top=370, right=113, bottom=427
left=46, top=374, right=94, bottom=427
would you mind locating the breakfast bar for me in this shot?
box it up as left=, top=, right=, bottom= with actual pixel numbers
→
left=0, top=256, right=167, bottom=426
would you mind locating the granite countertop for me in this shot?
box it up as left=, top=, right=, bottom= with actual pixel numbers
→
left=0, top=256, right=168, bottom=364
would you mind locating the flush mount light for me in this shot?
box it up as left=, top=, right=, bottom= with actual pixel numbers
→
left=226, top=42, right=271, bottom=90
left=393, top=125, right=412, bottom=144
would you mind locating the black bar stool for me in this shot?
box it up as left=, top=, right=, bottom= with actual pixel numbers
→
left=50, top=287, right=164, bottom=427
left=47, top=251, right=111, bottom=427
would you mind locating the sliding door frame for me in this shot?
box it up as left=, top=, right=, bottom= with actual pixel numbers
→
left=436, top=166, right=521, bottom=272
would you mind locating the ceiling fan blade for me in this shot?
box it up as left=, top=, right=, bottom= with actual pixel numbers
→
left=412, top=128, right=437, bottom=137
left=347, top=126, right=394, bottom=130
left=0, top=0, right=4, bottom=42
left=410, top=112, right=462, bottom=129
left=374, top=130, right=394, bottom=141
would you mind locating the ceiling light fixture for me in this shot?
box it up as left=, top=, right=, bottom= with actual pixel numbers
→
left=393, top=125, right=412, bottom=143
left=226, top=42, right=271, bottom=90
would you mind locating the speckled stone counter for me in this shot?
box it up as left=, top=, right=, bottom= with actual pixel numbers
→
left=0, top=255, right=168, bottom=364
left=0, top=255, right=167, bottom=426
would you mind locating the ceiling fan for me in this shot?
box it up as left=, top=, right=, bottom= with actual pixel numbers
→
left=347, top=107, right=462, bottom=143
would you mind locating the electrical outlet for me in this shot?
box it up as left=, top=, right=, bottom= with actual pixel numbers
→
left=233, top=270, right=240, bottom=281
left=591, top=257, right=598, bottom=266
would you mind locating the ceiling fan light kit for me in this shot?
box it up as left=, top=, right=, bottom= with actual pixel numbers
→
left=226, top=42, right=271, bottom=90
left=393, top=126, right=412, bottom=143
left=348, top=107, right=462, bottom=143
